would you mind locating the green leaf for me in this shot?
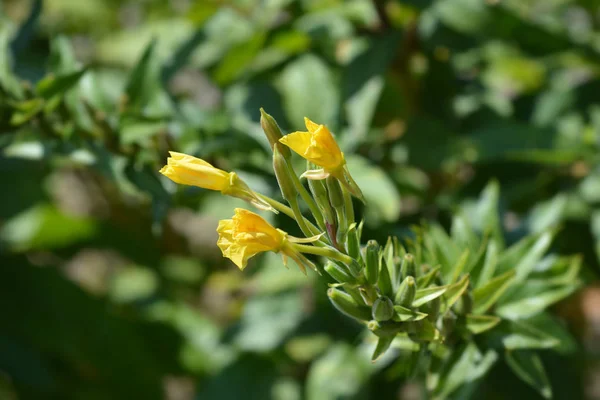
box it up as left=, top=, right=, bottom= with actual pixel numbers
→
left=409, top=320, right=443, bottom=343
left=36, top=69, right=87, bottom=99
left=440, top=274, right=470, bottom=313
left=505, top=351, right=552, bottom=399
left=495, top=231, right=554, bottom=282
left=124, top=40, right=162, bottom=109
left=417, top=265, right=440, bottom=288
left=393, top=305, right=428, bottom=322
left=430, top=343, right=498, bottom=400
left=0, top=204, right=97, bottom=251
left=306, top=344, right=372, bottom=400
left=503, top=320, right=560, bottom=350
left=461, top=180, right=503, bottom=247
left=472, top=270, right=516, bottom=314
left=372, top=335, right=394, bottom=362
left=346, top=155, right=401, bottom=226
left=234, top=291, right=305, bottom=352
left=413, top=285, right=449, bottom=308
left=496, top=284, right=578, bottom=319
left=214, top=32, right=266, bottom=84
left=465, top=314, right=501, bottom=335
left=474, top=240, right=499, bottom=288
left=109, top=266, right=158, bottom=303
left=278, top=54, right=339, bottom=128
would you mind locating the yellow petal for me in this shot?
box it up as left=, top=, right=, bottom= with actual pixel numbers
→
left=167, top=151, right=213, bottom=168
left=279, top=131, right=312, bottom=156
left=304, top=117, right=321, bottom=134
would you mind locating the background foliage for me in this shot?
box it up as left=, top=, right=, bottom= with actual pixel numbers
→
left=1, top=0, right=600, bottom=399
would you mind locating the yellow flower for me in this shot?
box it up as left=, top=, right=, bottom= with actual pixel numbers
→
left=160, top=152, right=275, bottom=212
left=279, top=119, right=365, bottom=201
left=279, top=117, right=345, bottom=175
left=217, top=208, right=320, bottom=273
left=160, top=152, right=229, bottom=191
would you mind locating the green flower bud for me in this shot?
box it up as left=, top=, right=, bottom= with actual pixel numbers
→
left=324, top=261, right=356, bottom=284
left=365, top=240, right=380, bottom=285
left=308, top=174, right=336, bottom=225
left=378, top=257, right=394, bottom=298
left=395, top=276, right=416, bottom=307
left=260, top=108, right=290, bottom=158
left=400, top=253, right=416, bottom=280
left=326, top=176, right=344, bottom=209
left=328, top=288, right=372, bottom=321
left=272, top=145, right=297, bottom=201
left=372, top=296, right=395, bottom=321
left=346, top=223, right=361, bottom=261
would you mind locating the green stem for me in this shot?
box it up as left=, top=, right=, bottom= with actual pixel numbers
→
left=285, top=162, right=326, bottom=231
left=293, top=243, right=354, bottom=265
left=290, top=198, right=319, bottom=238
left=257, top=194, right=320, bottom=233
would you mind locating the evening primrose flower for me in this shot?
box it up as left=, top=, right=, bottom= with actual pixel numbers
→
left=160, top=152, right=275, bottom=212
left=279, top=118, right=364, bottom=201
left=217, top=208, right=321, bottom=274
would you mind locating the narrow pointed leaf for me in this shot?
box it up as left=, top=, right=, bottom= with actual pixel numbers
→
left=472, top=270, right=516, bottom=314
left=372, top=335, right=394, bottom=362
left=505, top=351, right=552, bottom=399
left=417, top=265, right=440, bottom=288
left=465, top=314, right=501, bottom=334
left=413, top=285, right=449, bottom=307
left=394, top=305, right=428, bottom=322
left=440, top=274, right=470, bottom=313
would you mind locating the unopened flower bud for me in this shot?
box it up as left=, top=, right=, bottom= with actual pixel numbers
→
left=326, top=176, right=344, bottom=209
left=328, top=288, right=372, bottom=321
left=346, top=223, right=361, bottom=260
left=395, top=276, right=416, bottom=307
left=324, top=261, right=356, bottom=284
left=272, top=145, right=297, bottom=201
left=378, top=257, right=394, bottom=298
left=365, top=240, right=380, bottom=285
left=372, top=296, right=395, bottom=321
left=260, top=108, right=291, bottom=158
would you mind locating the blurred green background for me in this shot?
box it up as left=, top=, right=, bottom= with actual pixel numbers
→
left=1, top=0, right=600, bottom=399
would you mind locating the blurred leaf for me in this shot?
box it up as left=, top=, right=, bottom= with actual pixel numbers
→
left=36, top=69, right=87, bottom=100
left=109, top=266, right=158, bottom=303
left=430, top=343, right=498, bottom=400
left=472, top=270, right=515, bottom=314
left=10, top=0, right=42, bottom=55
left=1, top=204, right=97, bottom=251
left=347, top=155, right=401, bottom=226
left=465, top=314, right=501, bottom=335
left=234, top=290, right=305, bottom=352
left=505, top=350, right=552, bottom=399
left=502, top=320, right=560, bottom=350
left=306, top=343, right=372, bottom=400
left=278, top=54, right=339, bottom=128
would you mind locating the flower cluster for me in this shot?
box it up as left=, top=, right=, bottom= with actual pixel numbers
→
left=159, top=109, right=580, bottom=371
left=159, top=110, right=357, bottom=275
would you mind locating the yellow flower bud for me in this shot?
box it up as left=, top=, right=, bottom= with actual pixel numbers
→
left=160, top=151, right=275, bottom=212
left=217, top=208, right=321, bottom=273
left=159, top=151, right=230, bottom=191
